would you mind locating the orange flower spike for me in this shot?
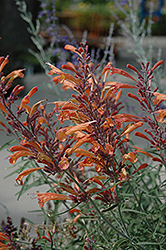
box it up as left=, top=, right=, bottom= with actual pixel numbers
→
left=15, top=167, right=43, bottom=185
left=36, top=191, right=70, bottom=208
left=0, top=55, right=9, bottom=72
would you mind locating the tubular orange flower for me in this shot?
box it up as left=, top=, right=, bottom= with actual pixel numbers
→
left=0, top=232, right=10, bottom=241
left=0, top=101, right=9, bottom=115
left=36, top=191, right=70, bottom=208
left=132, top=163, right=148, bottom=175
left=155, top=109, right=166, bottom=123
left=64, top=45, right=83, bottom=58
left=29, top=99, right=46, bottom=118
left=5, top=69, right=25, bottom=85
left=151, top=60, right=163, bottom=71
left=9, top=150, right=35, bottom=165
left=135, top=132, right=155, bottom=145
left=109, top=65, right=138, bottom=83
left=65, top=121, right=96, bottom=136
left=112, top=114, right=142, bottom=124
left=0, top=242, right=12, bottom=249
left=61, top=62, right=78, bottom=74
left=65, top=134, right=93, bottom=156
left=59, top=156, right=69, bottom=170
left=122, top=151, right=138, bottom=164
left=153, top=92, right=166, bottom=105
left=120, top=122, right=143, bottom=137
left=15, top=167, right=43, bottom=185
left=19, top=87, right=38, bottom=111
left=0, top=55, right=9, bottom=72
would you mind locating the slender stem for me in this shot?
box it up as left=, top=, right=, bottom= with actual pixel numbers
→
left=64, top=169, right=145, bottom=249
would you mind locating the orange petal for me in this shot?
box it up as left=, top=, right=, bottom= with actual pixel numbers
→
left=121, top=122, right=143, bottom=137
left=0, top=55, right=9, bottom=72
left=152, top=60, right=163, bottom=71
left=29, top=99, right=46, bottom=118
left=10, top=145, right=28, bottom=152
left=110, top=66, right=138, bottom=83
left=37, top=117, right=49, bottom=125
left=132, top=163, right=148, bottom=175
left=122, top=151, right=138, bottom=164
left=56, top=127, right=68, bottom=142
left=15, top=167, right=43, bottom=185
left=135, top=132, right=154, bottom=145
left=5, top=69, right=25, bottom=85
left=21, top=140, right=43, bottom=153
left=59, top=183, right=78, bottom=196
left=65, top=134, right=92, bottom=156
left=71, top=148, right=95, bottom=158
left=64, top=45, right=83, bottom=57
left=37, top=152, right=54, bottom=165
left=46, top=62, right=63, bottom=75
left=9, top=150, right=35, bottom=165
left=19, top=87, right=38, bottom=110
left=62, top=62, right=78, bottom=74
left=59, top=156, right=69, bottom=170
left=36, top=191, right=70, bottom=207
left=153, top=92, right=166, bottom=105
left=0, top=101, right=9, bottom=115
left=0, top=232, right=9, bottom=241
left=65, top=121, right=96, bottom=136
left=69, top=208, right=82, bottom=214
left=0, top=242, right=12, bottom=249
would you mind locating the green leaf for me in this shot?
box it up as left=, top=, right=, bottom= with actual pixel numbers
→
left=112, top=239, right=127, bottom=249
left=0, top=139, right=16, bottom=151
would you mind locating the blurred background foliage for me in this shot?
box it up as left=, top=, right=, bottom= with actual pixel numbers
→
left=0, top=0, right=166, bottom=72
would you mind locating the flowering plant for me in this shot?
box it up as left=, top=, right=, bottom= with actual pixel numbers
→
left=0, top=42, right=166, bottom=249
